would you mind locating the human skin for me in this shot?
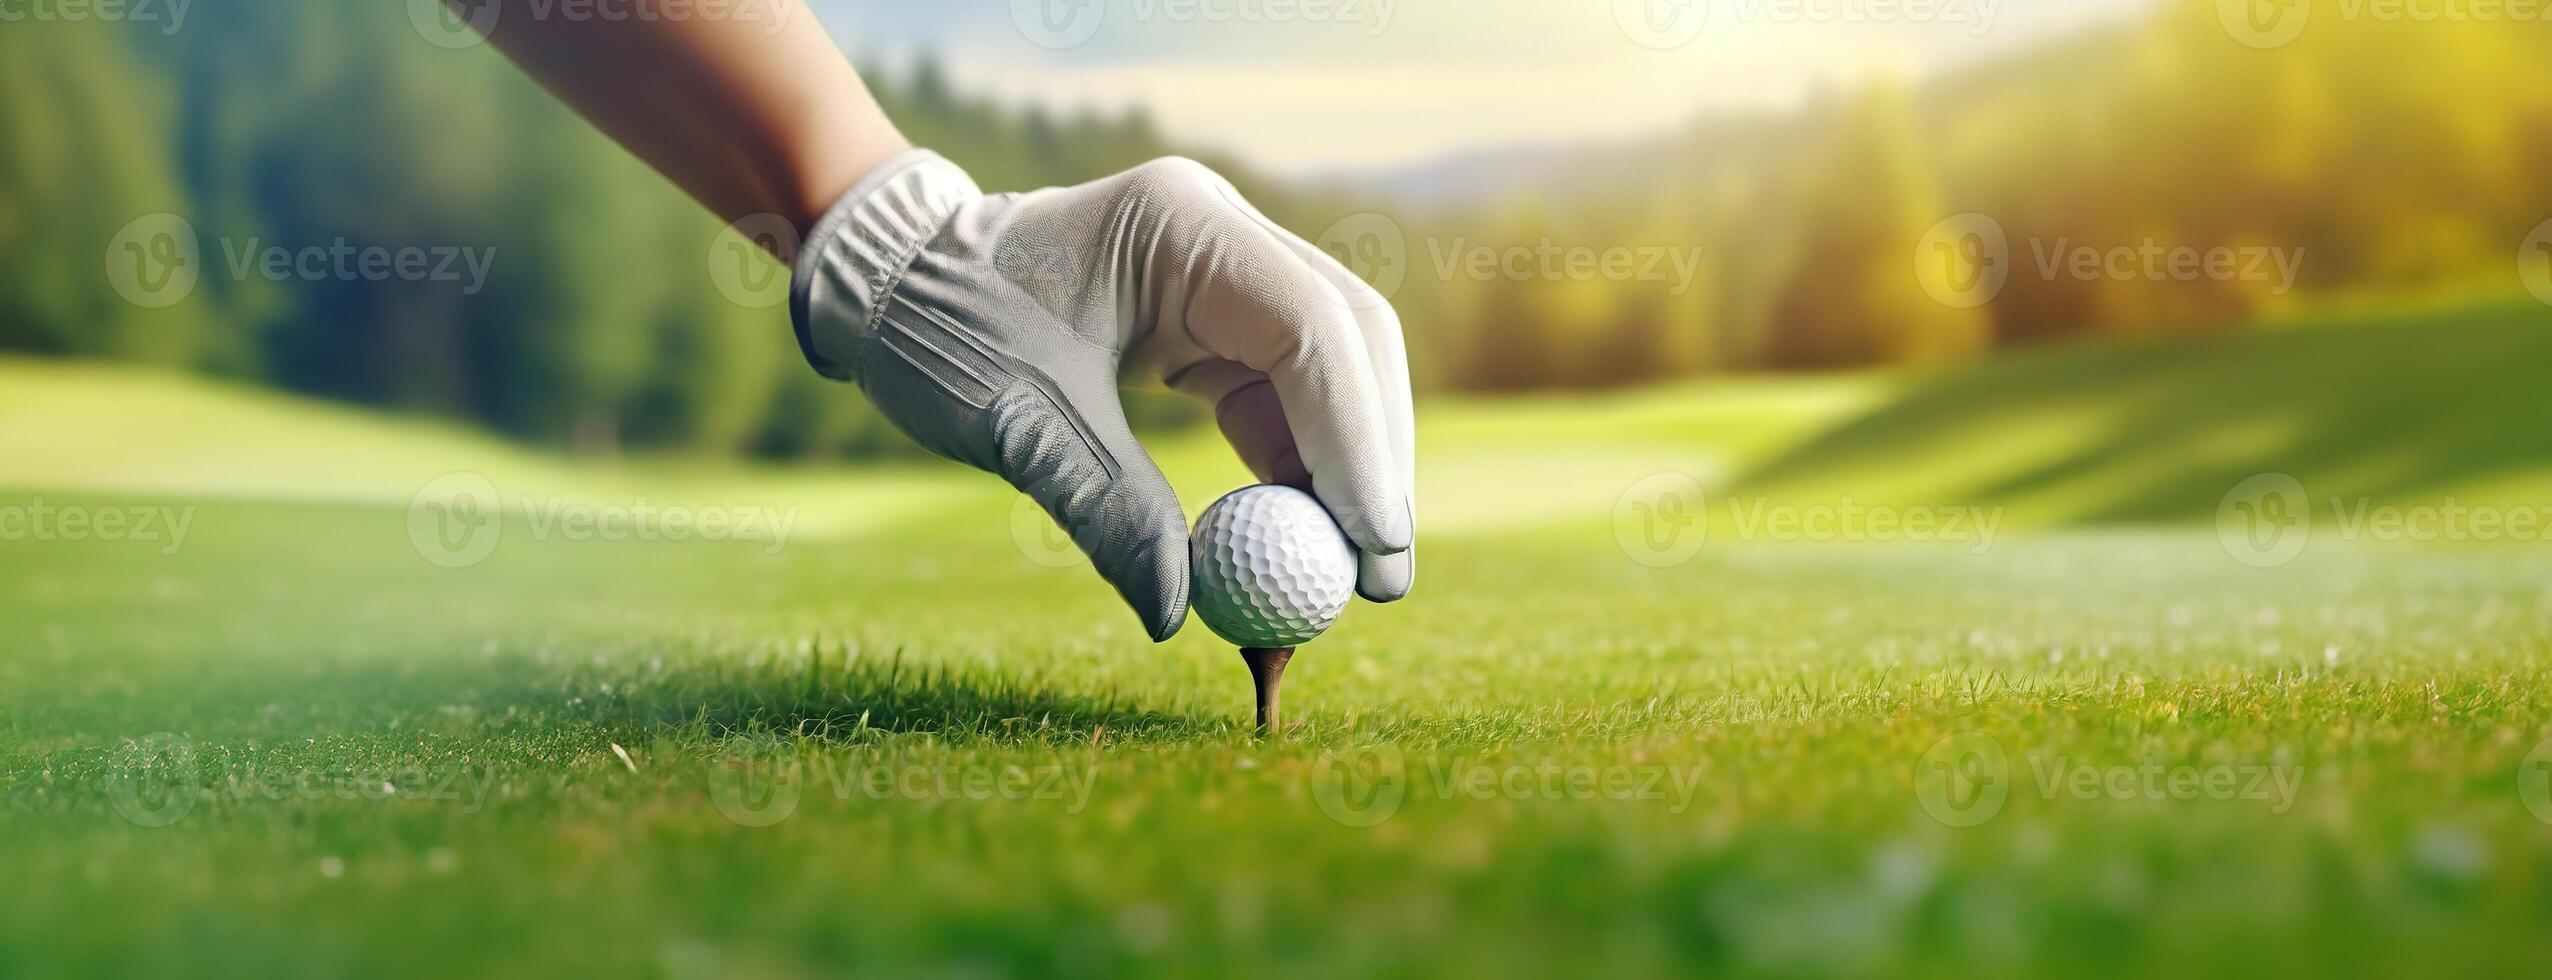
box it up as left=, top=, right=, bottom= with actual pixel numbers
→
left=452, top=0, right=908, bottom=239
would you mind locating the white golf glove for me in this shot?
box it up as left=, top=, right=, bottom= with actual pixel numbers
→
left=790, top=151, right=1416, bottom=640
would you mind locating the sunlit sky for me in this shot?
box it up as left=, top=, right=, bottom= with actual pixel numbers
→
left=813, top=0, right=2159, bottom=176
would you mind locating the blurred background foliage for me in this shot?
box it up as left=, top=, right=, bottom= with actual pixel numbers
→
left=2, top=0, right=2546, bottom=458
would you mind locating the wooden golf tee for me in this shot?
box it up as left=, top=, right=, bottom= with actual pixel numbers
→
left=1239, top=647, right=1294, bottom=734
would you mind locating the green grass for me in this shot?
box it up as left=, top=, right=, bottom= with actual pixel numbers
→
left=1733, top=298, right=2552, bottom=523
left=8, top=300, right=2552, bottom=978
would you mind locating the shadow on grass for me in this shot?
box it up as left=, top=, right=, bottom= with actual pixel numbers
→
left=15, top=641, right=1222, bottom=751
left=591, top=650, right=1219, bottom=746
left=1732, top=300, right=2552, bottom=520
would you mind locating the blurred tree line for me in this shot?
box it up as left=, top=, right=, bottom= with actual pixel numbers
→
left=1380, top=0, right=2552, bottom=389
left=0, top=1, right=1257, bottom=458
left=5, top=0, right=2548, bottom=455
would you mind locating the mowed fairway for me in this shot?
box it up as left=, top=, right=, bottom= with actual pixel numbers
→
left=8, top=302, right=2552, bottom=977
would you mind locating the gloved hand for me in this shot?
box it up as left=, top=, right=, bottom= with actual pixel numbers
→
left=790, top=151, right=1416, bottom=640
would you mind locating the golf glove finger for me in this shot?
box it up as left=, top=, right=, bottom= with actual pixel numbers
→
left=790, top=151, right=1417, bottom=640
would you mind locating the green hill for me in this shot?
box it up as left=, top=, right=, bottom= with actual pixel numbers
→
left=0, top=357, right=1881, bottom=542
left=7, top=296, right=2546, bottom=537
left=1733, top=296, right=2552, bottom=524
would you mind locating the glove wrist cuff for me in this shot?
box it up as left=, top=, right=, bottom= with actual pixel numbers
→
left=789, top=149, right=981, bottom=381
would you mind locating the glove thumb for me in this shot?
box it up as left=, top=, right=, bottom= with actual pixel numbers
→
left=996, top=381, right=1191, bottom=643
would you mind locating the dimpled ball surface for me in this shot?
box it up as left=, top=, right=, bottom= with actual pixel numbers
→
left=1189, top=485, right=1357, bottom=647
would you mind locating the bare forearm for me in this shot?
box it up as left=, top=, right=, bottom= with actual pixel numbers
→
left=457, top=1, right=909, bottom=235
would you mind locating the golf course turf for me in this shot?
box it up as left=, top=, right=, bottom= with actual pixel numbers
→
left=6, top=299, right=2552, bottom=977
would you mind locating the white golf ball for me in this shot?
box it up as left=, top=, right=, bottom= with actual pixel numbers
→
left=1190, top=485, right=1357, bottom=647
